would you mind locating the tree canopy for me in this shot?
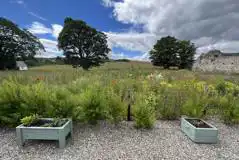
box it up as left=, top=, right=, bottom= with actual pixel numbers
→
left=58, top=17, right=110, bottom=70
left=0, top=17, right=44, bottom=69
left=149, top=36, right=196, bottom=69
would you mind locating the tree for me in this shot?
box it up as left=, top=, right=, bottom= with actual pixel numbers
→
left=177, top=40, right=196, bottom=69
left=149, top=36, right=196, bottom=69
left=149, top=36, right=179, bottom=69
left=0, top=17, right=44, bottom=70
left=58, top=17, right=110, bottom=70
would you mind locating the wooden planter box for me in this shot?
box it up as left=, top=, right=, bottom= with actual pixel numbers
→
left=181, top=117, right=218, bottom=143
left=16, top=118, right=73, bottom=148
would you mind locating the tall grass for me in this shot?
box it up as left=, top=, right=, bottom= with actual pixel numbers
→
left=1, top=63, right=239, bottom=128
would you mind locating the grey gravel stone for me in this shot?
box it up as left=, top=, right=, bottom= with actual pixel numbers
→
left=0, top=120, right=238, bottom=160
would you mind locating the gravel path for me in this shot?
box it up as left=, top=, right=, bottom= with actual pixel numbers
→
left=0, top=120, right=239, bottom=160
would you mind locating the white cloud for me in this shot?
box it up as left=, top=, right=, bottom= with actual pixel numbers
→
left=27, top=22, right=63, bottom=58
left=102, top=0, right=239, bottom=60
left=28, top=22, right=52, bottom=35
left=28, top=12, right=47, bottom=21
left=28, top=22, right=63, bottom=38
left=52, top=24, right=63, bottom=38
left=38, top=38, right=62, bottom=58
left=106, top=31, right=157, bottom=52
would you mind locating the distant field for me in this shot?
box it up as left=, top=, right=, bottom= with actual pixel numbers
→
left=0, top=61, right=239, bottom=84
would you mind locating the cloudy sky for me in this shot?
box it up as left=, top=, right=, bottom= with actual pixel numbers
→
left=1, top=0, right=239, bottom=60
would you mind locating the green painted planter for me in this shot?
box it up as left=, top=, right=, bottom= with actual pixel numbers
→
left=16, top=118, right=73, bottom=148
left=181, top=117, right=218, bottom=143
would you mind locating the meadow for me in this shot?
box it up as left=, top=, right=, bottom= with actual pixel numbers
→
left=1, top=61, right=239, bottom=128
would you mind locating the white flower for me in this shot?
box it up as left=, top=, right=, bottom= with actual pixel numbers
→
left=155, top=74, right=163, bottom=80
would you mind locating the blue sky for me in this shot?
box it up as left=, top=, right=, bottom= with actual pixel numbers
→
left=1, top=0, right=239, bottom=60
left=0, top=0, right=144, bottom=59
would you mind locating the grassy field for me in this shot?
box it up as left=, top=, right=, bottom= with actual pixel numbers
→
left=1, top=61, right=239, bottom=128
left=0, top=61, right=238, bottom=84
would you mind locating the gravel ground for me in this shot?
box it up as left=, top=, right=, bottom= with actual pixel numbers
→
left=0, top=119, right=239, bottom=160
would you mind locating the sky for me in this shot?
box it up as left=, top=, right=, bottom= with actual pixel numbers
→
left=1, top=0, right=239, bottom=60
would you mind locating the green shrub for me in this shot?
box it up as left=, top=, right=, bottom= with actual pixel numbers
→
left=0, top=80, right=24, bottom=126
left=105, top=90, right=126, bottom=124
left=156, top=88, right=186, bottom=120
left=78, top=85, right=108, bottom=124
left=134, top=93, right=156, bottom=129
left=181, top=92, right=207, bottom=118
left=219, top=96, right=239, bottom=125
left=46, top=88, right=80, bottom=119
left=215, top=81, right=227, bottom=96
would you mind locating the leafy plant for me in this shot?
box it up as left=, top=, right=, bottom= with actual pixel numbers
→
left=181, top=93, right=206, bottom=118
left=21, top=114, right=39, bottom=126
left=156, top=88, right=186, bottom=120
left=134, top=93, right=156, bottom=129
left=219, top=96, right=239, bottom=125
left=105, top=89, right=126, bottom=124
left=78, top=85, right=108, bottom=124
left=215, top=81, right=227, bottom=96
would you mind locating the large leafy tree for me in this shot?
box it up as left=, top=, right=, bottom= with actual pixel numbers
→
left=149, top=36, right=196, bottom=69
left=0, top=17, right=44, bottom=70
left=177, top=40, right=196, bottom=69
left=150, top=36, right=179, bottom=69
left=58, top=17, right=110, bottom=70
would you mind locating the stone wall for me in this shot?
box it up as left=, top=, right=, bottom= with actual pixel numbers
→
left=193, top=54, right=239, bottom=73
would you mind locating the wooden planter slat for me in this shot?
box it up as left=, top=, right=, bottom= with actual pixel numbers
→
left=16, top=118, right=73, bottom=148
left=181, top=117, right=218, bottom=144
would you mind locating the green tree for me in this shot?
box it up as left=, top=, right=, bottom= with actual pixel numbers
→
left=0, top=17, right=44, bottom=70
left=149, top=36, right=178, bottom=69
left=149, top=36, right=196, bottom=69
left=177, top=40, right=196, bottom=69
left=58, top=17, right=110, bottom=70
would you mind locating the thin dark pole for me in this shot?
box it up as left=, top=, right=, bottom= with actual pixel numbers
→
left=127, top=103, right=131, bottom=121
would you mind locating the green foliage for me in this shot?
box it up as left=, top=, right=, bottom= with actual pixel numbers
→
left=134, top=93, right=156, bottom=129
left=46, top=88, right=80, bottom=119
left=149, top=36, right=196, bottom=69
left=215, top=81, right=227, bottom=95
left=219, top=96, right=239, bottom=125
left=1, top=64, right=239, bottom=127
left=78, top=85, right=108, bottom=124
left=58, top=17, right=110, bottom=70
left=156, top=87, right=185, bottom=120
left=181, top=94, right=206, bottom=118
left=105, top=91, right=126, bottom=124
left=0, top=17, right=44, bottom=70
left=21, top=114, right=39, bottom=126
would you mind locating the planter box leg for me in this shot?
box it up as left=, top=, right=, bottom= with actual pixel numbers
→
left=70, top=120, right=74, bottom=144
left=16, top=128, right=24, bottom=146
left=59, top=130, right=66, bottom=149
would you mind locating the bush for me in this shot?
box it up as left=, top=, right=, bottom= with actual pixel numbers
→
left=78, top=85, right=108, bottom=124
left=156, top=88, right=186, bottom=120
left=0, top=79, right=25, bottom=126
left=105, top=89, right=126, bottom=124
left=181, top=93, right=206, bottom=118
left=134, top=93, right=156, bottom=129
left=215, top=81, right=227, bottom=96
left=219, top=96, right=239, bottom=125
left=46, top=88, right=80, bottom=119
